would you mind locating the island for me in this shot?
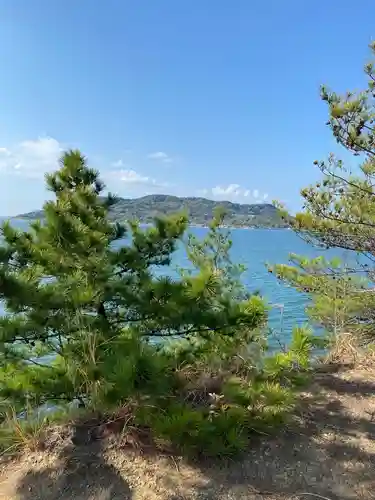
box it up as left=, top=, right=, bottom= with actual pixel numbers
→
left=16, top=194, right=288, bottom=228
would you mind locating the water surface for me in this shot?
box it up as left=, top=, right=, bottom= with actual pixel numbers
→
left=3, top=219, right=353, bottom=344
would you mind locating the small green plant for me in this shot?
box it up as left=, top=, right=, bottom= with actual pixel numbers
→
left=135, top=399, right=249, bottom=458
left=130, top=324, right=319, bottom=458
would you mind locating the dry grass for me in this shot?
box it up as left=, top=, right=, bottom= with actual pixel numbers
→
left=0, top=408, right=50, bottom=457
left=0, top=356, right=375, bottom=500
left=324, top=332, right=361, bottom=366
left=322, top=333, right=375, bottom=374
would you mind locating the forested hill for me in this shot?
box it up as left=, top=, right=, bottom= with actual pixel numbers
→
left=17, top=194, right=287, bottom=228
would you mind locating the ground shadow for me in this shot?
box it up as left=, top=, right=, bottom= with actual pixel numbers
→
left=15, top=424, right=132, bottom=500
left=164, top=369, right=375, bottom=500
left=318, top=374, right=375, bottom=397
left=10, top=369, right=375, bottom=499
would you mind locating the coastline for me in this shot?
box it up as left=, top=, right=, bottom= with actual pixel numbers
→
left=9, top=217, right=290, bottom=231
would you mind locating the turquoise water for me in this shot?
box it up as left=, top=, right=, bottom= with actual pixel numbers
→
left=173, top=227, right=341, bottom=343
left=3, top=219, right=352, bottom=345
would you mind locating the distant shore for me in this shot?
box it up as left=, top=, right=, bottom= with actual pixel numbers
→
left=12, top=194, right=288, bottom=228
left=9, top=217, right=290, bottom=231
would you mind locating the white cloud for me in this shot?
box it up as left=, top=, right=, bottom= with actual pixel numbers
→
left=19, top=137, right=61, bottom=162
left=106, top=155, right=171, bottom=195
left=201, top=184, right=269, bottom=203
left=112, top=159, right=124, bottom=168
left=0, top=137, right=272, bottom=207
left=0, top=137, right=62, bottom=178
left=147, top=151, right=173, bottom=164
left=212, top=184, right=241, bottom=197
left=106, top=169, right=155, bottom=185
left=0, top=136, right=172, bottom=201
left=103, top=168, right=170, bottom=196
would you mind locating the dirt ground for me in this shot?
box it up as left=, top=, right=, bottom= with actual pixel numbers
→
left=0, top=363, right=374, bottom=500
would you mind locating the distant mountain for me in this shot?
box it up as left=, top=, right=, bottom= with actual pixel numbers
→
left=16, top=194, right=287, bottom=228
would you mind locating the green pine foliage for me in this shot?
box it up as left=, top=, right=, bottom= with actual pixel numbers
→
left=273, top=42, right=375, bottom=344
left=0, top=151, right=315, bottom=457
left=270, top=255, right=368, bottom=339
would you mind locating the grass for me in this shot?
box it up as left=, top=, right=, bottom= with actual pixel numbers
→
left=0, top=407, right=50, bottom=455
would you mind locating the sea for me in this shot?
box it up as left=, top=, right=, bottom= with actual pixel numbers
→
left=2, top=219, right=354, bottom=347
left=167, top=226, right=343, bottom=345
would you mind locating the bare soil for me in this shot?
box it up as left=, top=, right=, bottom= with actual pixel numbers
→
left=0, top=363, right=374, bottom=500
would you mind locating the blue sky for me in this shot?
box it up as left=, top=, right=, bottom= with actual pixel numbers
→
left=0, top=1, right=374, bottom=215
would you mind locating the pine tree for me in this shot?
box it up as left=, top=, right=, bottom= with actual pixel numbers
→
left=167, top=206, right=267, bottom=367
left=273, top=42, right=375, bottom=341
left=0, top=151, right=266, bottom=413
left=270, top=255, right=368, bottom=339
